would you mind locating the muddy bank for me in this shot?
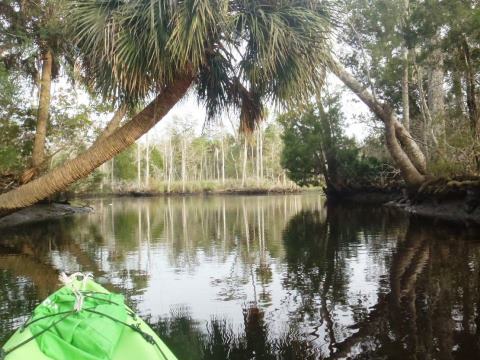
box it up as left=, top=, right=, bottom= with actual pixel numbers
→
left=322, top=181, right=480, bottom=225
left=386, top=196, right=480, bottom=226
left=0, top=203, right=93, bottom=229
left=386, top=199, right=480, bottom=226
left=385, top=181, right=480, bottom=226
left=324, top=186, right=402, bottom=204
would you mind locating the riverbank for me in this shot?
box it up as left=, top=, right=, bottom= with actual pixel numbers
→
left=385, top=180, right=480, bottom=226
left=1, top=182, right=478, bottom=229
left=0, top=203, right=93, bottom=229
left=324, top=186, right=402, bottom=204
left=76, top=185, right=306, bottom=199
left=322, top=180, right=480, bottom=226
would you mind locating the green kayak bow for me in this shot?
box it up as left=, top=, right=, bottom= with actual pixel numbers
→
left=1, top=273, right=177, bottom=360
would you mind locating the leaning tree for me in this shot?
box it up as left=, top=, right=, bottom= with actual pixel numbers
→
left=0, top=0, right=332, bottom=215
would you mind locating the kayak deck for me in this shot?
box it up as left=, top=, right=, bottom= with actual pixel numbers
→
left=2, top=278, right=177, bottom=360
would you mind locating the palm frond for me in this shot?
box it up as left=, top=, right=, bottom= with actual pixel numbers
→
left=70, top=0, right=334, bottom=126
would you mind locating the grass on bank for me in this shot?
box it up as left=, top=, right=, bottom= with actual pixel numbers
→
left=83, top=178, right=310, bottom=196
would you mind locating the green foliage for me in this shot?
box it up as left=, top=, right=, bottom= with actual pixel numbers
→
left=149, top=147, right=164, bottom=173
left=279, top=106, right=325, bottom=186
left=280, top=94, right=384, bottom=188
left=0, top=65, right=35, bottom=173
left=0, top=0, right=74, bottom=81
left=333, top=145, right=383, bottom=184
left=114, top=145, right=137, bottom=182
left=340, top=0, right=480, bottom=176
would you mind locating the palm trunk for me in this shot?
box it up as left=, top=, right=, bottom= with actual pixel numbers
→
left=31, top=48, right=53, bottom=170
left=329, top=58, right=426, bottom=185
left=0, top=76, right=193, bottom=215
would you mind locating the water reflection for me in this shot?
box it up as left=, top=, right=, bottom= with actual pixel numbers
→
left=0, top=194, right=479, bottom=359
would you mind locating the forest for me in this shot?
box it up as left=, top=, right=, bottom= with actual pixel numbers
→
left=1, top=1, right=480, bottom=359
left=0, top=0, right=478, bottom=216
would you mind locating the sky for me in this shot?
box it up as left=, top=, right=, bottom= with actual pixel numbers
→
left=148, top=73, right=372, bottom=143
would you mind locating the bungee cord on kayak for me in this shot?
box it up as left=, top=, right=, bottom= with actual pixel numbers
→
left=1, top=273, right=177, bottom=360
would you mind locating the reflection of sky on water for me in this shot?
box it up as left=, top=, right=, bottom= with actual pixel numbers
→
left=72, top=195, right=399, bottom=343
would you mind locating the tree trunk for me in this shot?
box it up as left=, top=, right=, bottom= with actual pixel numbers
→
left=452, top=70, right=466, bottom=116
left=181, top=138, right=186, bottom=192
left=259, top=127, right=263, bottom=181
left=384, top=113, right=425, bottom=185
left=329, top=57, right=426, bottom=185
left=242, top=137, right=248, bottom=187
left=167, top=138, right=173, bottom=193
left=401, top=0, right=410, bottom=131
left=402, top=51, right=410, bottom=132
left=0, top=76, right=193, bottom=215
left=137, top=142, right=141, bottom=188
left=110, top=159, right=114, bottom=190
left=145, top=133, right=150, bottom=188
left=255, top=131, right=260, bottom=184
left=221, top=137, right=225, bottom=185
left=462, top=39, right=480, bottom=140
left=163, top=143, right=168, bottom=182
left=215, top=147, right=220, bottom=181
left=427, top=34, right=446, bottom=151
left=31, top=48, right=53, bottom=170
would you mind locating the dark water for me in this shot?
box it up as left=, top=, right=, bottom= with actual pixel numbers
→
left=1, top=194, right=480, bottom=359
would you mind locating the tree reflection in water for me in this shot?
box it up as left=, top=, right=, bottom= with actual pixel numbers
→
left=150, top=304, right=321, bottom=360
left=0, top=196, right=479, bottom=359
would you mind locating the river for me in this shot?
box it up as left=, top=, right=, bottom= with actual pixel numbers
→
left=0, top=194, right=479, bottom=359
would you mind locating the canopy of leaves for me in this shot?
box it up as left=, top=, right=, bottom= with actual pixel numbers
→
left=71, top=0, right=333, bottom=131
left=279, top=94, right=384, bottom=187
left=0, top=64, right=36, bottom=173
left=0, top=0, right=74, bottom=81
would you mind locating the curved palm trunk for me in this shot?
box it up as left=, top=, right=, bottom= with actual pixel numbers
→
left=329, top=57, right=426, bottom=185
left=32, top=48, right=53, bottom=169
left=0, top=76, right=193, bottom=215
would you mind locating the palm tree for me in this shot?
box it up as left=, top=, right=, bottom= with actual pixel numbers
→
left=0, top=0, right=332, bottom=215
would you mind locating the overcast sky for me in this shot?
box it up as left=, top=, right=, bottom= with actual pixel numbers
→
left=149, top=73, right=372, bottom=143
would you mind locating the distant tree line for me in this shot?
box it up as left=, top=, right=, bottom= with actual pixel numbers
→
left=95, top=120, right=289, bottom=194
